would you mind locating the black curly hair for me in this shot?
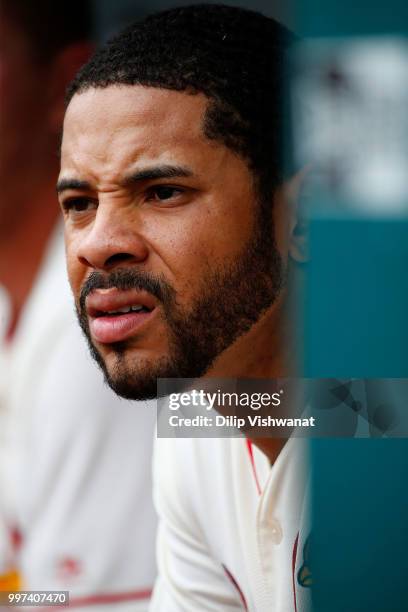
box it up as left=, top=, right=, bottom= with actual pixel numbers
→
left=67, top=4, right=294, bottom=201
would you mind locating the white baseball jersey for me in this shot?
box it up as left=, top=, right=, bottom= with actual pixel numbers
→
left=0, top=224, right=157, bottom=611
left=151, top=435, right=311, bottom=612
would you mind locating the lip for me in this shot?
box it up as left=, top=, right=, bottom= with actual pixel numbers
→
left=86, top=288, right=158, bottom=344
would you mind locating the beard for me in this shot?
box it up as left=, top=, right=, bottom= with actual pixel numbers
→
left=76, top=204, right=285, bottom=400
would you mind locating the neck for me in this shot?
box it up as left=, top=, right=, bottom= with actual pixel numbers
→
left=0, top=183, right=59, bottom=330
left=207, top=289, right=297, bottom=464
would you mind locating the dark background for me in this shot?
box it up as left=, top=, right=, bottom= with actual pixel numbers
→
left=93, top=0, right=294, bottom=41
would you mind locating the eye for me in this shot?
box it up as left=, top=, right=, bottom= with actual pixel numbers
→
left=61, top=198, right=97, bottom=214
left=146, top=185, right=184, bottom=202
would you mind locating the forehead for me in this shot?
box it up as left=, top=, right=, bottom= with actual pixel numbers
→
left=61, top=86, right=215, bottom=180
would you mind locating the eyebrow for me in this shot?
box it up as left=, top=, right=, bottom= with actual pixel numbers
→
left=122, top=164, right=194, bottom=185
left=56, top=164, right=194, bottom=195
left=56, top=178, right=91, bottom=194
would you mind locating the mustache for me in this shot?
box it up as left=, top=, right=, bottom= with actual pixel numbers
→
left=78, top=268, right=174, bottom=316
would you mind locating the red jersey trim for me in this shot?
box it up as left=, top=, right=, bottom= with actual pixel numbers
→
left=222, top=564, right=248, bottom=611
left=5, top=315, right=18, bottom=344
left=292, top=532, right=299, bottom=612
left=38, top=588, right=152, bottom=610
left=245, top=438, right=262, bottom=496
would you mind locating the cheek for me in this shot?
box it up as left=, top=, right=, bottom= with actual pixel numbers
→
left=64, top=233, right=83, bottom=297
left=146, top=202, right=254, bottom=295
left=156, top=235, right=207, bottom=298
left=152, top=225, right=240, bottom=302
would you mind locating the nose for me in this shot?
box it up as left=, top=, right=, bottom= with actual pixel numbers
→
left=76, top=205, right=149, bottom=271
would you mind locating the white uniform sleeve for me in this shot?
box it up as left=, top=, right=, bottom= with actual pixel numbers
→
left=0, top=289, right=18, bottom=581
left=0, top=463, right=15, bottom=578
left=150, top=437, right=244, bottom=612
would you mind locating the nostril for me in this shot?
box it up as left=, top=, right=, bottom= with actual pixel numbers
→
left=105, top=252, right=135, bottom=268
left=78, top=256, right=91, bottom=267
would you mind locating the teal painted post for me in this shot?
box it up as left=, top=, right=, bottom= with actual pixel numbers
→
left=290, top=4, right=408, bottom=611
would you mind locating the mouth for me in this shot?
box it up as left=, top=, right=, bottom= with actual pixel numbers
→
left=86, top=288, right=158, bottom=344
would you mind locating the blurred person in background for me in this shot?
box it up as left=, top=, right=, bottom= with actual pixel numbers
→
left=0, top=1, right=157, bottom=608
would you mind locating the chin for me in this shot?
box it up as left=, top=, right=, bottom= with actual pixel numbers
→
left=102, top=350, right=171, bottom=401
left=104, top=373, right=159, bottom=401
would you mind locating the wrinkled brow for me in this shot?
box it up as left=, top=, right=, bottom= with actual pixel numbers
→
left=122, top=164, right=193, bottom=186
left=56, top=165, right=194, bottom=195
left=56, top=178, right=91, bottom=194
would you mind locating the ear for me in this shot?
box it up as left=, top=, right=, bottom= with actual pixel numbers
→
left=46, top=42, right=94, bottom=132
left=279, top=167, right=309, bottom=264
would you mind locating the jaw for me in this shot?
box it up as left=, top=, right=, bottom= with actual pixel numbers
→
left=204, top=293, right=290, bottom=379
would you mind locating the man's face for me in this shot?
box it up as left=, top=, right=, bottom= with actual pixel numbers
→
left=59, top=86, right=285, bottom=399
left=0, top=13, right=49, bottom=228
